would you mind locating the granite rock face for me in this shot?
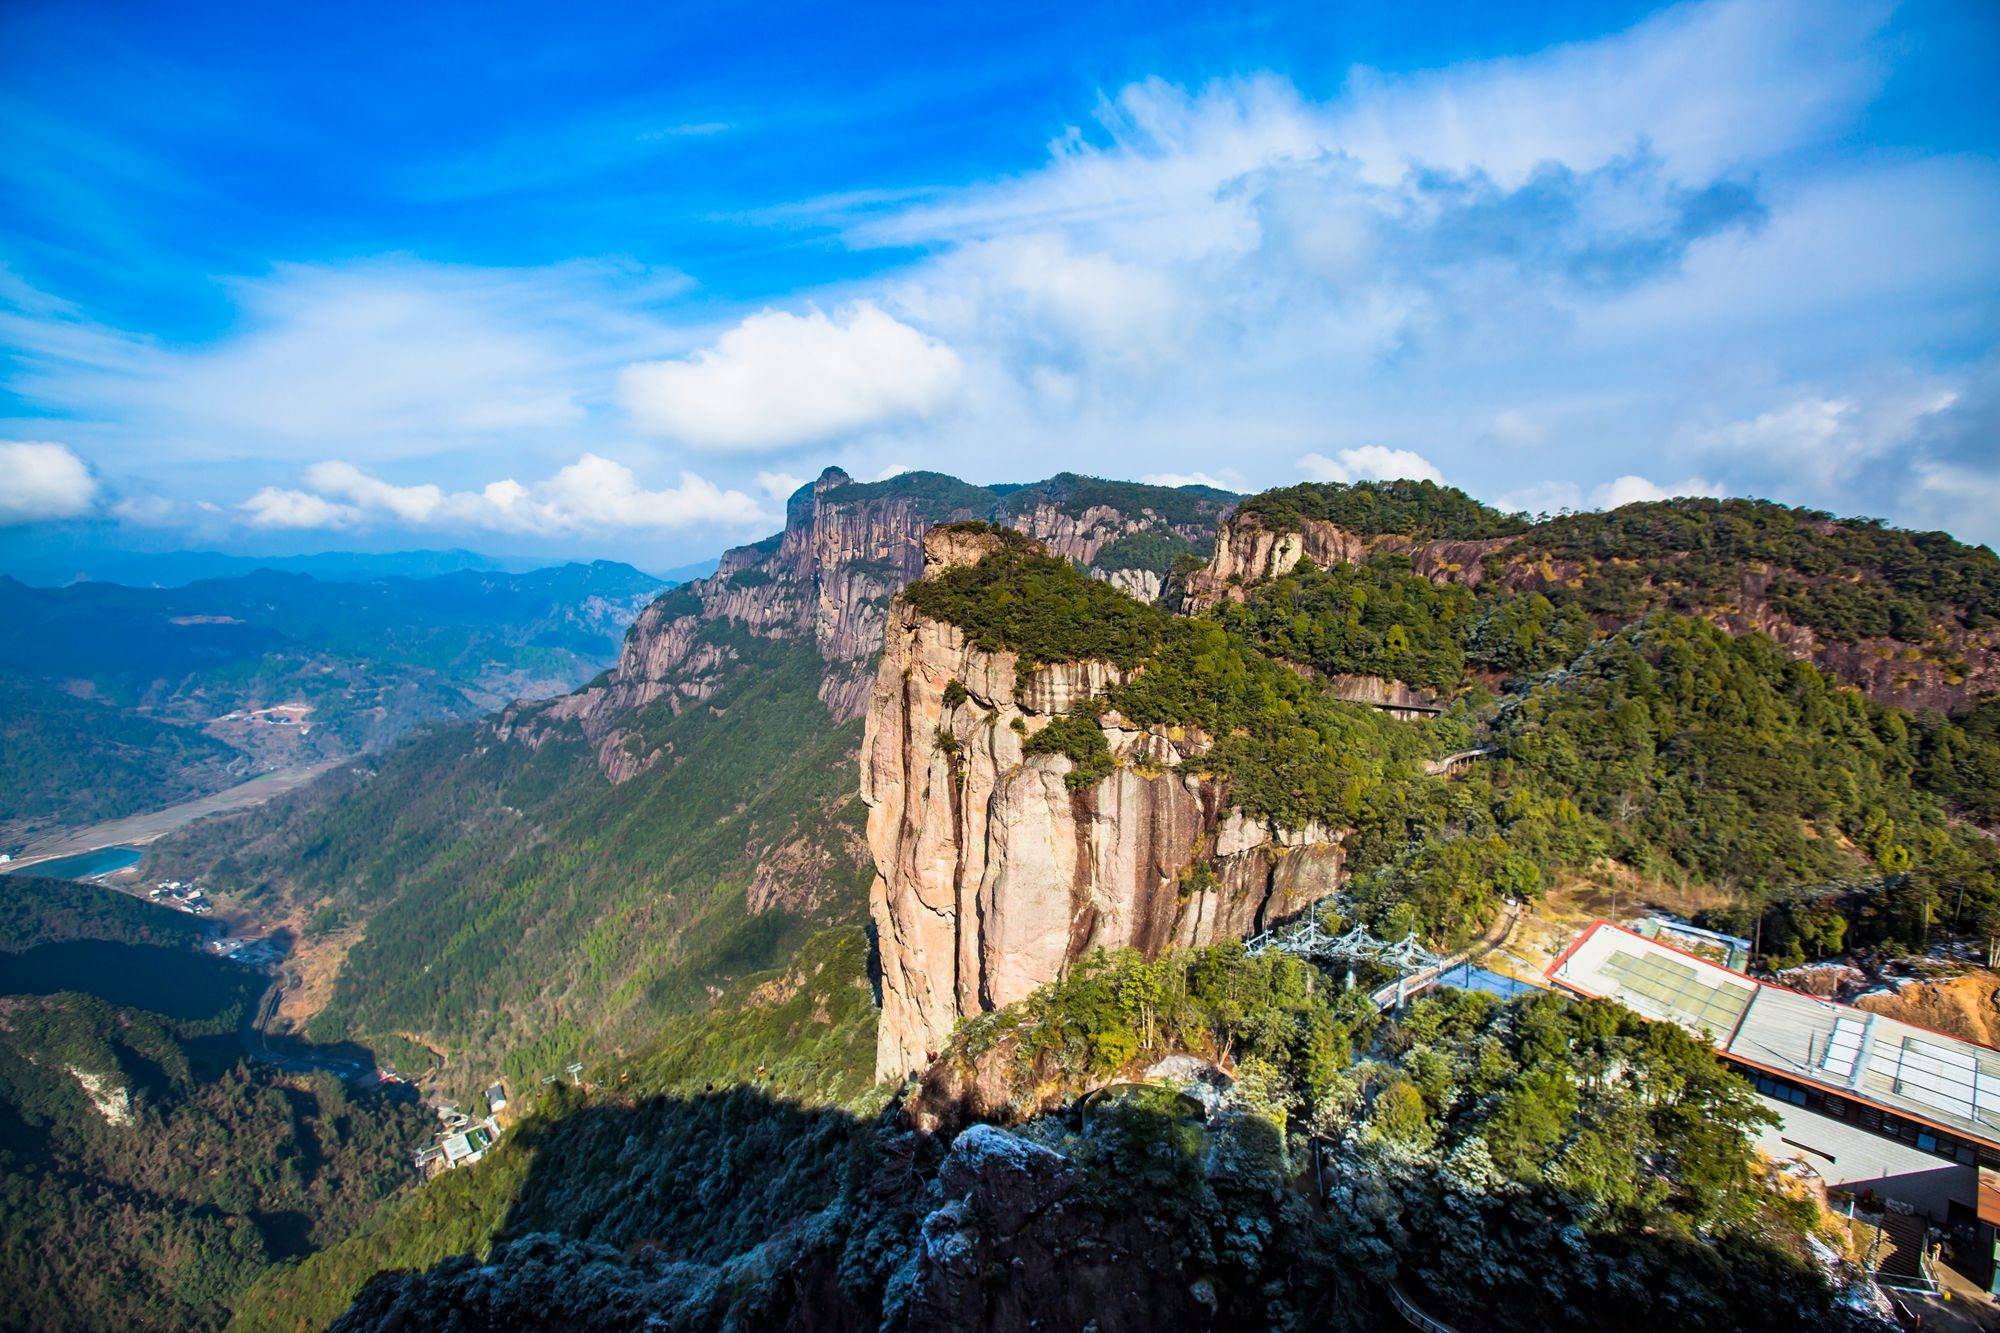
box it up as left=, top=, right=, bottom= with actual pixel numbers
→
left=502, top=469, right=1234, bottom=781
left=863, top=533, right=1343, bottom=1081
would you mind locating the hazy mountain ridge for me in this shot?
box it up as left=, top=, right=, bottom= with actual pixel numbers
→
left=0, top=560, right=666, bottom=843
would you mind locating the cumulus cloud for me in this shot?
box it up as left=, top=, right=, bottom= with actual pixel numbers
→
left=1142, top=470, right=1234, bottom=490
left=1299, top=446, right=1444, bottom=485
left=619, top=303, right=962, bottom=450
left=241, top=455, right=763, bottom=534
left=0, top=441, right=99, bottom=523
left=754, top=470, right=807, bottom=502
left=242, top=487, right=362, bottom=530
left=1592, top=474, right=1722, bottom=508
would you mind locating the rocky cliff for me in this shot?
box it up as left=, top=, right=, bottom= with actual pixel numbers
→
left=506, top=469, right=1234, bottom=782
left=864, top=529, right=1343, bottom=1081
left=1180, top=512, right=1507, bottom=614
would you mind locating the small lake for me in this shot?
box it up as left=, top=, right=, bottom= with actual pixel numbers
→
left=3, top=846, right=144, bottom=881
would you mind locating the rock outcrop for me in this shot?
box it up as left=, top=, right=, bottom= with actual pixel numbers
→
left=864, top=532, right=1344, bottom=1081
left=504, top=469, right=1235, bottom=781
left=1180, top=511, right=1507, bottom=614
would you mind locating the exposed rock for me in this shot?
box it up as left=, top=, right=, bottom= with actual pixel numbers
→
left=504, top=470, right=1232, bottom=781
left=863, top=551, right=1346, bottom=1081
left=67, top=1067, right=132, bottom=1126
left=1181, top=512, right=1508, bottom=614
left=889, top=1125, right=1206, bottom=1332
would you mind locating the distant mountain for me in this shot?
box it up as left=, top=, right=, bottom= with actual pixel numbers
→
left=0, top=560, right=667, bottom=842
left=649, top=556, right=722, bottom=584
left=0, top=540, right=516, bottom=589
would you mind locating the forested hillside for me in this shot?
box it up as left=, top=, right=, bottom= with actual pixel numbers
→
left=0, top=877, right=428, bottom=1330
left=904, top=530, right=2000, bottom=958
left=0, top=677, right=247, bottom=844
left=153, top=637, right=871, bottom=1094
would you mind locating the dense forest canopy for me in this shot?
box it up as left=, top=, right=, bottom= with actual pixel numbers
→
left=1510, top=497, right=2000, bottom=638
left=0, top=877, right=427, bottom=1330
left=1231, top=479, right=1531, bottom=540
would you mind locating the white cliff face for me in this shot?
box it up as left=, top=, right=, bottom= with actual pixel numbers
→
left=863, top=535, right=1346, bottom=1082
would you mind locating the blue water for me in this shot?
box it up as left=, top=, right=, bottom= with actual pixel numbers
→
left=4, top=846, right=144, bottom=880
left=1436, top=962, right=1539, bottom=1000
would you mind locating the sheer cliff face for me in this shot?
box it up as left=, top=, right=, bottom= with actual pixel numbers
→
left=1185, top=510, right=2000, bottom=711
left=864, top=530, right=1343, bottom=1081
left=509, top=470, right=1234, bottom=782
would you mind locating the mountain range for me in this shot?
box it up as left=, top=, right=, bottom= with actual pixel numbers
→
left=11, top=467, right=2000, bottom=1329
left=0, top=560, right=667, bottom=847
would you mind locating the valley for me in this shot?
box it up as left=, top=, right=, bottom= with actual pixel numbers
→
left=0, top=561, right=669, bottom=849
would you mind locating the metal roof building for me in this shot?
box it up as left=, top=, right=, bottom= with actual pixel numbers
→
left=1549, top=920, right=2000, bottom=1249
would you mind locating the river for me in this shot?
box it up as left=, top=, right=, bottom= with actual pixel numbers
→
left=2, top=846, right=144, bottom=880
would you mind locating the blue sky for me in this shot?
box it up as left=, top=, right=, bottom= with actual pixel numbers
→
left=2, top=0, right=1997, bottom=566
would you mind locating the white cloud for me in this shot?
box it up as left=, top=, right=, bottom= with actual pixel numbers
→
left=619, top=302, right=962, bottom=451
left=242, top=486, right=362, bottom=530
left=0, top=441, right=99, bottom=523
left=1142, top=470, right=1233, bottom=490
left=241, top=455, right=763, bottom=534
left=303, top=460, right=448, bottom=522
left=873, top=463, right=912, bottom=480
left=1494, top=480, right=1583, bottom=515
left=1487, top=411, right=1546, bottom=448
left=1592, top=474, right=1722, bottom=508
left=3, top=258, right=688, bottom=467
left=1323, top=0, right=1884, bottom=189
left=1298, top=446, right=1444, bottom=484
left=1684, top=388, right=1961, bottom=492
left=754, top=470, right=807, bottom=502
